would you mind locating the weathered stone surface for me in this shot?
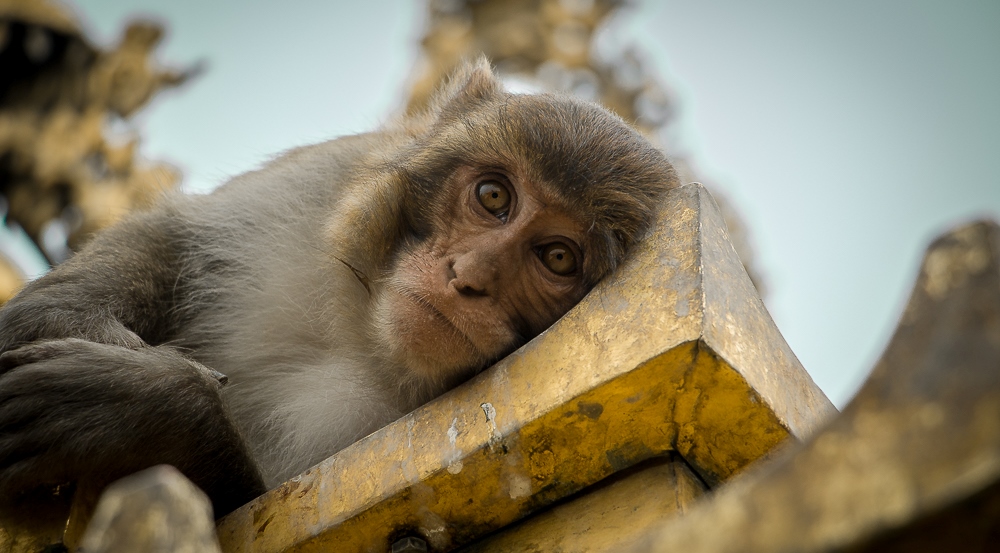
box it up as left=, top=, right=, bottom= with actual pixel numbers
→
left=458, top=454, right=706, bottom=553
left=632, top=219, right=1000, bottom=553
left=216, top=184, right=833, bottom=553
left=79, top=465, right=221, bottom=553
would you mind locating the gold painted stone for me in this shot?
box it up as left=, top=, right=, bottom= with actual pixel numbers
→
left=216, top=183, right=833, bottom=553
left=458, top=454, right=707, bottom=553
left=632, top=220, right=1000, bottom=553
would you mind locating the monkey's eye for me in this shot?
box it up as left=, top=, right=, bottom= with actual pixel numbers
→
left=539, top=242, right=577, bottom=275
left=477, top=180, right=511, bottom=216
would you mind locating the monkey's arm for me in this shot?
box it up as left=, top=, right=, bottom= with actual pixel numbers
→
left=0, top=212, right=266, bottom=519
left=0, top=340, right=265, bottom=518
left=0, top=213, right=183, bottom=351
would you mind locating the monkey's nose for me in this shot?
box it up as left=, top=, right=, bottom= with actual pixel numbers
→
left=455, top=282, right=488, bottom=297
left=447, top=258, right=491, bottom=297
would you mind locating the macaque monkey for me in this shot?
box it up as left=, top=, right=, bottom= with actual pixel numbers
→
left=0, top=59, right=677, bottom=521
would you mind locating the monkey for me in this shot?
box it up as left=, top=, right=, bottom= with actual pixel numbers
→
left=0, top=58, right=678, bottom=524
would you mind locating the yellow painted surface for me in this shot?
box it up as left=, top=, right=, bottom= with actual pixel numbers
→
left=218, top=342, right=789, bottom=553
left=458, top=455, right=706, bottom=553
left=216, top=184, right=835, bottom=553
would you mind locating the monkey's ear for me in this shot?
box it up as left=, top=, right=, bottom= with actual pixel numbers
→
left=430, top=56, right=503, bottom=115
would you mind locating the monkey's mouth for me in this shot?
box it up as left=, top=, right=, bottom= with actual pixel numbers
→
left=401, top=291, right=483, bottom=356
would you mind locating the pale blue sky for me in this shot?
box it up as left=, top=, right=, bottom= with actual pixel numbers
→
left=70, top=1, right=1000, bottom=406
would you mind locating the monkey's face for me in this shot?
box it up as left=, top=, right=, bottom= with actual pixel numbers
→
left=375, top=165, right=591, bottom=383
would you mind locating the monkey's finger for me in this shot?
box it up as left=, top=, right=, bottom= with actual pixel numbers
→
left=210, top=369, right=229, bottom=386
left=0, top=344, right=54, bottom=372
left=0, top=434, right=47, bottom=473
left=0, top=340, right=84, bottom=372
left=205, top=367, right=229, bottom=386
left=0, top=384, right=51, bottom=432
left=183, top=357, right=229, bottom=387
left=100, top=325, right=147, bottom=350
left=0, top=338, right=121, bottom=373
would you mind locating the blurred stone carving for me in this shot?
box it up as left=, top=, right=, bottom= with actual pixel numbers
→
left=407, top=0, right=765, bottom=293
left=79, top=465, right=222, bottom=553
left=0, top=0, right=192, bottom=297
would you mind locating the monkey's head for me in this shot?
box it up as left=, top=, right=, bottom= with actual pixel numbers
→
left=352, top=58, right=678, bottom=388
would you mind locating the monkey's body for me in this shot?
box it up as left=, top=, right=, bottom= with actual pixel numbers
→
left=145, top=135, right=426, bottom=484
left=157, top=136, right=410, bottom=482
left=0, top=61, right=677, bottom=522
left=0, top=135, right=397, bottom=514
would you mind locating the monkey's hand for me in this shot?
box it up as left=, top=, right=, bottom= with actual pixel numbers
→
left=0, top=339, right=265, bottom=518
